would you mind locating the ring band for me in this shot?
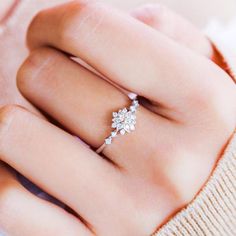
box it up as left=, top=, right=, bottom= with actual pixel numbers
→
left=96, top=99, right=139, bottom=154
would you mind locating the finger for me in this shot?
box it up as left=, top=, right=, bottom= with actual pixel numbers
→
left=0, top=105, right=136, bottom=234
left=0, top=163, right=91, bottom=236
left=17, top=47, right=174, bottom=172
left=131, top=4, right=213, bottom=58
left=17, top=47, right=130, bottom=149
left=131, top=4, right=226, bottom=69
left=27, top=1, right=233, bottom=121
left=0, top=106, right=190, bottom=235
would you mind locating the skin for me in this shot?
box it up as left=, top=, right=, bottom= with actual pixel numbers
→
left=0, top=1, right=235, bottom=235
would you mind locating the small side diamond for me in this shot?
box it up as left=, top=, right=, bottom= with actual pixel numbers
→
left=115, top=118, right=121, bottom=123
left=124, top=124, right=131, bottom=133
left=125, top=111, right=132, bottom=117
left=111, top=131, right=117, bottom=137
left=117, top=123, right=123, bottom=130
left=112, top=123, right=117, bottom=128
left=130, top=106, right=136, bottom=112
left=132, top=101, right=139, bottom=109
left=105, top=137, right=112, bottom=145
left=120, top=129, right=126, bottom=135
left=113, top=112, right=118, bottom=117
left=126, top=118, right=132, bottom=124
left=130, top=124, right=135, bottom=131
left=122, top=108, right=127, bottom=113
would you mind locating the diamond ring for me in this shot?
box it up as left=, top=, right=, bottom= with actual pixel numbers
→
left=96, top=99, right=139, bottom=154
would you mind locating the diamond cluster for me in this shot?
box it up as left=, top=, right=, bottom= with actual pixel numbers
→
left=105, top=99, right=139, bottom=145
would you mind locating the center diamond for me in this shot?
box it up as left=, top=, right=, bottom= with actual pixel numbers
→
left=112, top=107, right=137, bottom=135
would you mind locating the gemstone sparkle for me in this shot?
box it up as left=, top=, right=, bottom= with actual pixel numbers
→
left=105, top=99, right=138, bottom=146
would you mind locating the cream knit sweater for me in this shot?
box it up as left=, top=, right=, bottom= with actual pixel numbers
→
left=154, top=130, right=236, bottom=236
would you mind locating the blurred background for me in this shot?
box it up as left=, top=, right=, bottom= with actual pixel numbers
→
left=1, top=0, right=236, bottom=28
left=106, top=0, right=236, bottom=27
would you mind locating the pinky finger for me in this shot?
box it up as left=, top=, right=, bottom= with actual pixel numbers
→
left=131, top=4, right=213, bottom=58
left=0, top=163, right=92, bottom=236
left=131, top=4, right=232, bottom=79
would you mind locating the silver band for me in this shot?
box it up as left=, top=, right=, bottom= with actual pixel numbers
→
left=96, top=99, right=139, bottom=154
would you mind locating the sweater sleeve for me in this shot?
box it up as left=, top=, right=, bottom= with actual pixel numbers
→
left=153, top=130, right=236, bottom=236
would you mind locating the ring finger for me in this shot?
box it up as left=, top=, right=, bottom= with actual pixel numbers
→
left=17, top=47, right=174, bottom=173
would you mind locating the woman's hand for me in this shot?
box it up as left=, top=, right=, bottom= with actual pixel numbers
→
left=0, top=1, right=235, bottom=235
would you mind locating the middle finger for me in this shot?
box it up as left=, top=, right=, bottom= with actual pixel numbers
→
left=27, top=1, right=232, bottom=121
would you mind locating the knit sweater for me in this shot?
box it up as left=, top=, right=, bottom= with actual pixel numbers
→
left=154, top=130, right=236, bottom=236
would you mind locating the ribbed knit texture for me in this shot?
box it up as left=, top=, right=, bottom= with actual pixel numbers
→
left=154, top=131, right=236, bottom=236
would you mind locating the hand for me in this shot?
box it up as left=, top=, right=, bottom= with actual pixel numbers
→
left=1, top=2, right=235, bottom=235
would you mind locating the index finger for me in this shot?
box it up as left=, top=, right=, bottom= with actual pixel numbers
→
left=27, top=1, right=233, bottom=120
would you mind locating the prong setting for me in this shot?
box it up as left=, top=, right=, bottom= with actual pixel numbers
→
left=102, top=99, right=138, bottom=147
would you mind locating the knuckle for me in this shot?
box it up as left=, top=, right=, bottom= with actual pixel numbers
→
left=57, top=1, right=103, bottom=45
left=27, top=9, right=47, bottom=46
left=17, top=47, right=58, bottom=93
left=0, top=188, right=21, bottom=233
left=30, top=8, right=46, bottom=27
left=0, top=105, right=25, bottom=156
left=27, top=0, right=103, bottom=49
left=63, top=0, right=99, bottom=24
left=190, top=81, right=236, bottom=135
left=27, top=1, right=97, bottom=45
left=212, top=91, right=236, bottom=134
left=0, top=105, right=20, bottom=128
left=0, top=172, right=18, bottom=221
left=134, top=4, right=167, bottom=27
